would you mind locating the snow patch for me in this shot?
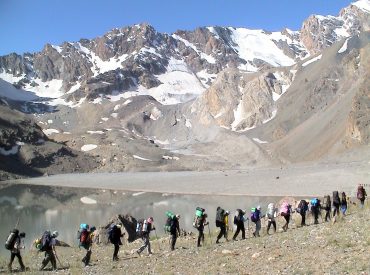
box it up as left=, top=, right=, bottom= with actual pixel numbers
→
left=132, top=192, right=146, bottom=197
left=353, top=0, right=370, bottom=12
left=133, top=155, right=152, bottom=161
left=101, top=117, right=109, bottom=121
left=81, top=144, right=98, bottom=152
left=302, top=54, right=322, bottom=67
left=43, top=129, right=59, bottom=136
left=111, top=113, right=118, bottom=118
left=150, top=107, right=162, bottom=120
left=253, top=138, right=268, bottom=144
left=80, top=197, right=97, bottom=204
left=185, top=118, right=192, bottom=128
left=338, top=38, right=349, bottom=54
left=229, top=28, right=295, bottom=69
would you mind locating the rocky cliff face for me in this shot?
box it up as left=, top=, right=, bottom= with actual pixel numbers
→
left=300, top=1, right=370, bottom=55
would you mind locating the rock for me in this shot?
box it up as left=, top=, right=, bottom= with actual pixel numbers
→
left=222, top=249, right=232, bottom=254
left=252, top=252, right=261, bottom=259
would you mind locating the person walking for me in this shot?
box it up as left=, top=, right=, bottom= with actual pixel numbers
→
left=137, top=217, right=155, bottom=255
left=251, top=206, right=262, bottom=237
left=108, top=224, right=123, bottom=261
left=7, top=231, right=26, bottom=272
left=340, top=192, right=348, bottom=216
left=40, top=231, right=59, bottom=271
left=357, top=184, right=367, bottom=209
left=215, top=206, right=228, bottom=243
left=194, top=211, right=208, bottom=247
left=310, top=198, right=321, bottom=224
left=232, top=209, right=246, bottom=240
left=296, top=200, right=309, bottom=226
left=170, top=214, right=181, bottom=251
left=280, top=201, right=291, bottom=231
left=266, top=203, right=278, bottom=234
left=332, top=191, right=341, bottom=220
left=78, top=225, right=96, bottom=266
left=322, top=195, right=331, bottom=222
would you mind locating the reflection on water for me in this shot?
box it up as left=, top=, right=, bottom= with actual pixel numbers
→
left=0, top=185, right=282, bottom=257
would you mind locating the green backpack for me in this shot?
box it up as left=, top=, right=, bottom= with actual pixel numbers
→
left=164, top=211, right=175, bottom=232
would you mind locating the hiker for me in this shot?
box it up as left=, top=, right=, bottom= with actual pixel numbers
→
left=251, top=206, right=262, bottom=237
left=78, top=224, right=96, bottom=266
left=232, top=209, right=246, bottom=240
left=170, top=214, right=181, bottom=251
left=108, top=224, right=123, bottom=261
left=224, top=211, right=230, bottom=240
left=266, top=203, right=278, bottom=234
left=280, top=201, right=291, bottom=231
left=322, top=195, right=332, bottom=222
left=310, top=198, right=321, bottom=224
left=215, top=206, right=228, bottom=243
left=6, top=230, right=26, bottom=272
left=357, top=184, right=367, bottom=208
left=39, top=231, right=59, bottom=271
left=137, top=217, right=156, bottom=255
left=332, top=191, right=341, bottom=219
left=193, top=208, right=208, bottom=247
left=296, top=199, right=309, bottom=226
left=340, top=192, right=348, bottom=215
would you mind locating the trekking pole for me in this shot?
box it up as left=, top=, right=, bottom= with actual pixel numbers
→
left=55, top=252, right=69, bottom=269
left=207, top=224, right=212, bottom=244
left=15, top=217, right=20, bottom=229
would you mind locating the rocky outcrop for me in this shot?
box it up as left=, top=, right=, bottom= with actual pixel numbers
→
left=300, top=3, right=370, bottom=55
left=193, top=68, right=294, bottom=131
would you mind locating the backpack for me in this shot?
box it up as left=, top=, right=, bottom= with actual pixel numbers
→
left=297, top=200, right=306, bottom=213
left=333, top=191, right=340, bottom=204
left=215, top=207, right=225, bottom=223
left=164, top=211, right=175, bottom=233
left=357, top=186, right=365, bottom=200
left=233, top=209, right=244, bottom=224
left=311, top=198, right=318, bottom=207
left=5, top=229, right=19, bottom=250
left=280, top=202, right=291, bottom=215
left=136, top=219, right=145, bottom=236
left=250, top=208, right=259, bottom=223
left=108, top=224, right=117, bottom=242
left=267, top=203, right=276, bottom=219
left=39, top=231, right=52, bottom=251
left=79, top=229, right=89, bottom=247
left=195, top=207, right=205, bottom=217
left=322, top=196, right=330, bottom=209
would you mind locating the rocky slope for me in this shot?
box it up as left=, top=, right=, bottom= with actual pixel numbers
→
left=1, top=205, right=368, bottom=274
left=0, top=102, right=99, bottom=180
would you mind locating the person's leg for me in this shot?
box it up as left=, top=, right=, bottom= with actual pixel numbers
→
left=233, top=225, right=240, bottom=240
left=197, top=230, right=202, bottom=247
left=50, top=253, right=57, bottom=270
left=15, top=253, right=25, bottom=270
left=171, top=233, right=176, bottom=250
left=137, top=237, right=148, bottom=254
left=8, top=253, right=15, bottom=271
left=267, top=220, right=271, bottom=234
left=216, top=227, right=223, bottom=243
left=40, top=251, right=51, bottom=270
left=241, top=223, right=245, bottom=239
left=272, top=220, right=276, bottom=232
left=113, top=244, right=120, bottom=259
left=256, top=220, right=261, bottom=236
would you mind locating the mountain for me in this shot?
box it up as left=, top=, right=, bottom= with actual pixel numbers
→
left=0, top=0, right=369, bottom=179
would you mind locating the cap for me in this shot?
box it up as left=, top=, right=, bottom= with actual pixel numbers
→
left=225, top=211, right=230, bottom=215
left=175, top=214, right=181, bottom=219
left=52, top=231, right=59, bottom=238
left=116, top=224, right=122, bottom=228
left=257, top=205, right=261, bottom=210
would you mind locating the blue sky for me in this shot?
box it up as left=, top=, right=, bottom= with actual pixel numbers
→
left=0, top=0, right=353, bottom=55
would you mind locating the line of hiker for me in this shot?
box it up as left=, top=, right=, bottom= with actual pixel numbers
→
left=3, top=184, right=368, bottom=272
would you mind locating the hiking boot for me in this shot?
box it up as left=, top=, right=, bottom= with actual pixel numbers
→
left=215, top=239, right=219, bottom=244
